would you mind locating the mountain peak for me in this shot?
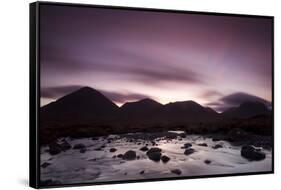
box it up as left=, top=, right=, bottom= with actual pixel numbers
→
left=70, top=86, right=101, bottom=96
left=138, top=98, right=162, bottom=105
left=78, top=86, right=95, bottom=91
left=166, top=100, right=203, bottom=109
left=41, top=86, right=118, bottom=124
left=220, top=92, right=271, bottom=108
left=120, top=98, right=162, bottom=116
left=222, top=101, right=269, bottom=119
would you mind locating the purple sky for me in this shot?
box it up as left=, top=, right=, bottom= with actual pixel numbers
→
left=40, top=4, right=272, bottom=111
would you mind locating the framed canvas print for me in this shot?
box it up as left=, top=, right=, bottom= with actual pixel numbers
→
left=29, top=1, right=274, bottom=188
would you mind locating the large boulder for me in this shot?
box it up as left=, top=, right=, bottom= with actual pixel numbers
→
left=60, top=141, right=71, bottom=151
left=184, top=148, right=195, bottom=155
left=79, top=147, right=87, bottom=153
left=109, top=148, right=117, bottom=152
left=241, top=145, right=266, bottom=161
left=123, top=150, right=137, bottom=160
left=146, top=147, right=162, bottom=154
left=198, top=143, right=208, bottom=147
left=73, top=143, right=87, bottom=153
left=204, top=159, right=211, bottom=164
left=140, top=146, right=149, bottom=152
left=146, top=148, right=162, bottom=161
left=212, top=144, right=223, bottom=149
left=171, top=169, right=182, bottom=175
left=48, top=142, right=62, bottom=155
left=212, top=137, right=220, bottom=142
left=148, top=152, right=162, bottom=161
left=161, top=155, right=170, bottom=163
left=181, top=143, right=192, bottom=149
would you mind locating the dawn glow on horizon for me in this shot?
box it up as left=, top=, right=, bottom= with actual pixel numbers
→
left=40, top=5, right=272, bottom=112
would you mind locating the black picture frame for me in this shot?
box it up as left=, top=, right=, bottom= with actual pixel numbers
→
left=30, top=1, right=274, bottom=189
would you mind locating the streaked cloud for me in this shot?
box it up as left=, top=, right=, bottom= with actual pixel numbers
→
left=41, top=85, right=82, bottom=99
left=41, top=85, right=152, bottom=105
left=206, top=92, right=271, bottom=112
left=100, top=90, right=152, bottom=104
left=200, top=90, right=224, bottom=99
left=41, top=44, right=206, bottom=86
left=40, top=5, right=272, bottom=107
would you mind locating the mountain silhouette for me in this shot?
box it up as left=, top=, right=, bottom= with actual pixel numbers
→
left=120, top=98, right=162, bottom=118
left=41, top=87, right=119, bottom=124
left=41, top=87, right=270, bottom=126
left=39, top=87, right=273, bottom=144
left=154, top=101, right=220, bottom=122
left=220, top=92, right=271, bottom=109
left=222, top=101, right=270, bottom=119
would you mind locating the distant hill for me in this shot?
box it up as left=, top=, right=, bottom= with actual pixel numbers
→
left=40, top=87, right=270, bottom=126
left=220, top=92, right=271, bottom=109
left=221, top=101, right=270, bottom=119
left=155, top=101, right=220, bottom=123
left=120, top=98, right=162, bottom=118
left=41, top=87, right=119, bottom=125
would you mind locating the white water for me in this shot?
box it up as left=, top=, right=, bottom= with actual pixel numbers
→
left=40, top=132, right=272, bottom=184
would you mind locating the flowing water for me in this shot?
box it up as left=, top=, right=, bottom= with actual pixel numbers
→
left=40, top=131, right=272, bottom=184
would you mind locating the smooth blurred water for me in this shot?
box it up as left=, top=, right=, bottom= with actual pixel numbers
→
left=40, top=132, right=272, bottom=184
